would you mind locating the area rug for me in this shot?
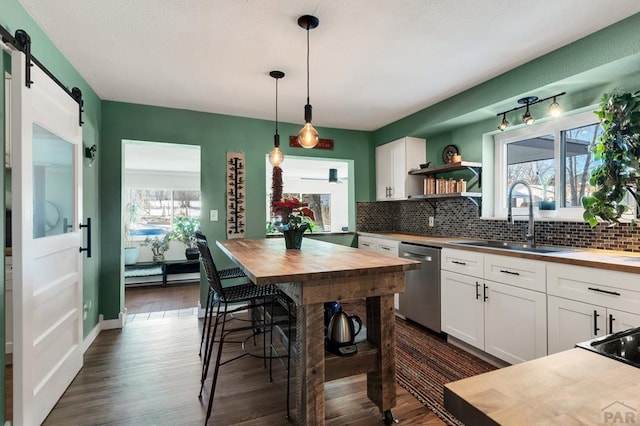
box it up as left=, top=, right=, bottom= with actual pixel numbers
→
left=341, top=300, right=497, bottom=425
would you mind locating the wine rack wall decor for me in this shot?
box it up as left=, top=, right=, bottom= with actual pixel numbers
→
left=226, top=152, right=245, bottom=239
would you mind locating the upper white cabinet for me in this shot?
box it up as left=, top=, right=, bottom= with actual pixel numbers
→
left=375, top=137, right=425, bottom=201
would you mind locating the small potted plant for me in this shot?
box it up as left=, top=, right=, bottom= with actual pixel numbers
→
left=271, top=197, right=315, bottom=249
left=170, top=216, right=200, bottom=260
left=141, top=234, right=171, bottom=263
left=537, top=171, right=557, bottom=217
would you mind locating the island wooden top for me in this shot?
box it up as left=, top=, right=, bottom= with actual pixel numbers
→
left=444, top=348, right=640, bottom=425
left=216, top=238, right=420, bottom=285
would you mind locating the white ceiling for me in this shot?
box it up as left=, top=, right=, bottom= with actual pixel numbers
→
left=18, top=0, right=640, bottom=131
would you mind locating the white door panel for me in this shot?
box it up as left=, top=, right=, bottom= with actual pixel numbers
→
left=12, top=49, right=83, bottom=426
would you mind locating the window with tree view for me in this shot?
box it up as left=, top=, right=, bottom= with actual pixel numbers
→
left=127, top=189, right=201, bottom=237
left=497, top=112, right=605, bottom=218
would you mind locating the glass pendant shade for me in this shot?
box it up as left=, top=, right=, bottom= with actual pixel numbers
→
left=298, top=122, right=318, bottom=148
left=269, top=146, right=284, bottom=167
left=548, top=100, right=562, bottom=118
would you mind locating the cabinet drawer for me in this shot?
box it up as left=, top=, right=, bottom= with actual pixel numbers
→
left=358, top=237, right=378, bottom=252
left=377, top=239, right=399, bottom=256
left=547, top=263, right=640, bottom=314
left=441, top=248, right=483, bottom=277
left=484, top=254, right=546, bottom=292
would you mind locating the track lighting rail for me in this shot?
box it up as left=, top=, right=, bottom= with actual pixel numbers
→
left=496, top=92, right=566, bottom=117
left=496, top=91, right=565, bottom=131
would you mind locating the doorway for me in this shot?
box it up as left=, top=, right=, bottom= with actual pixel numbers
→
left=122, top=140, right=201, bottom=321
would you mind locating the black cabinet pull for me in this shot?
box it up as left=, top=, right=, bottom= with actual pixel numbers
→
left=483, top=284, right=488, bottom=302
left=499, top=269, right=520, bottom=276
left=451, top=260, right=467, bottom=266
left=609, top=313, right=615, bottom=334
left=593, top=310, right=600, bottom=335
left=587, top=287, right=621, bottom=296
left=475, top=281, right=480, bottom=300
left=79, top=217, right=92, bottom=258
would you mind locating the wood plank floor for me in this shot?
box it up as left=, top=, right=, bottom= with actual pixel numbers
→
left=42, top=314, right=444, bottom=425
left=125, top=282, right=201, bottom=314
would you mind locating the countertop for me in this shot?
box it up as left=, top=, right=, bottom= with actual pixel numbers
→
left=358, top=232, right=640, bottom=274
left=444, top=348, right=640, bottom=425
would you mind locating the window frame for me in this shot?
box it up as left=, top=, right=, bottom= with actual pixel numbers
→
left=493, top=111, right=601, bottom=221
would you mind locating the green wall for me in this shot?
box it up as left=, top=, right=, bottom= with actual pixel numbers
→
left=371, top=13, right=640, bottom=201
left=100, top=102, right=372, bottom=319
left=1, top=0, right=103, bottom=338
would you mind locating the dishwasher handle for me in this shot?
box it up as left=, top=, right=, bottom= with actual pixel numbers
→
left=402, top=252, right=433, bottom=262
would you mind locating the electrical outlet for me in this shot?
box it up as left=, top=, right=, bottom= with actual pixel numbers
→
left=428, top=216, right=434, bottom=227
left=210, top=209, right=219, bottom=221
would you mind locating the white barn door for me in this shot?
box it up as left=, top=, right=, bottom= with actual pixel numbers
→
left=11, top=49, right=84, bottom=425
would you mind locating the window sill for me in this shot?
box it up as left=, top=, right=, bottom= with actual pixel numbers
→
left=266, top=231, right=354, bottom=238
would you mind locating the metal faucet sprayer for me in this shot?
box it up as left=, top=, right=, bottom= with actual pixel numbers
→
left=507, top=180, right=535, bottom=247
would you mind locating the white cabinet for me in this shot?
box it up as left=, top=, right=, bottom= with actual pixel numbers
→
left=547, top=263, right=640, bottom=354
left=358, top=236, right=400, bottom=310
left=441, top=248, right=547, bottom=364
left=375, top=137, right=425, bottom=201
left=6, top=255, right=12, bottom=354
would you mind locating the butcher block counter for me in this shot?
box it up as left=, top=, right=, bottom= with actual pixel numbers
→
left=358, top=232, right=640, bottom=274
left=217, top=238, right=420, bottom=425
left=444, top=348, right=640, bottom=425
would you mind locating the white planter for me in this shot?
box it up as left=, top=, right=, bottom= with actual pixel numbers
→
left=124, top=247, right=140, bottom=265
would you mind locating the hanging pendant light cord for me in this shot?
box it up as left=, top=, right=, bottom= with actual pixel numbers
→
left=306, top=25, right=310, bottom=105
left=275, top=77, right=279, bottom=135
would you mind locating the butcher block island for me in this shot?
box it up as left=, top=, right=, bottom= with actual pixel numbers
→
left=217, top=238, right=420, bottom=425
left=445, top=347, right=640, bottom=425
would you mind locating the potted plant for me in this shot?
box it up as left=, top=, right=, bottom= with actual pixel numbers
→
left=123, top=200, right=143, bottom=265
left=142, top=234, right=171, bottom=262
left=582, top=90, right=640, bottom=227
left=537, top=171, right=557, bottom=217
left=170, top=216, right=200, bottom=260
left=271, top=197, right=315, bottom=249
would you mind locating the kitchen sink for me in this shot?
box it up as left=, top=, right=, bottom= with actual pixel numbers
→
left=453, top=240, right=574, bottom=254
left=577, top=327, right=640, bottom=368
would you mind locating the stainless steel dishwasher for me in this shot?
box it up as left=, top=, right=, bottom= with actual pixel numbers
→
left=398, top=242, right=441, bottom=333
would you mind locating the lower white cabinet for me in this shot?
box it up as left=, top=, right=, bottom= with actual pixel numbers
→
left=442, top=270, right=547, bottom=364
left=547, top=295, right=640, bottom=354
left=358, top=236, right=400, bottom=310
left=547, top=263, right=640, bottom=354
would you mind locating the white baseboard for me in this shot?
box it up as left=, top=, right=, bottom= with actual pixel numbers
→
left=83, top=321, right=101, bottom=354
left=99, top=310, right=126, bottom=330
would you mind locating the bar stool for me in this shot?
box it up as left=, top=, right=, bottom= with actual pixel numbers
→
left=195, top=234, right=292, bottom=424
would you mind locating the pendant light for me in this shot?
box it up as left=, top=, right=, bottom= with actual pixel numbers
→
left=268, top=70, right=285, bottom=167
left=297, top=15, right=320, bottom=149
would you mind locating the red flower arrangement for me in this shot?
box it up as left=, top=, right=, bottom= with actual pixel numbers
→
left=272, top=197, right=315, bottom=232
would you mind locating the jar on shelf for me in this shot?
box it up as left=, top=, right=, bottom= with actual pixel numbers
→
left=447, top=178, right=457, bottom=193
left=426, top=177, right=436, bottom=194
left=436, top=178, right=446, bottom=194
left=457, top=179, right=467, bottom=193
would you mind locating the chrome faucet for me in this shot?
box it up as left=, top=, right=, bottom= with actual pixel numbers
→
left=507, top=180, right=535, bottom=247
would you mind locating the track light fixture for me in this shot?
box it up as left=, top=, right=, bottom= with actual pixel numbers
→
left=496, top=92, right=566, bottom=131
left=498, top=113, right=509, bottom=131
left=297, top=15, right=320, bottom=149
left=268, top=70, right=285, bottom=167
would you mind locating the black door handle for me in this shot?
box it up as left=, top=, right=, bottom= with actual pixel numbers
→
left=593, top=310, right=600, bottom=335
left=475, top=281, right=480, bottom=300
left=483, top=284, right=488, bottom=302
left=609, top=313, right=615, bottom=334
left=79, top=217, right=92, bottom=258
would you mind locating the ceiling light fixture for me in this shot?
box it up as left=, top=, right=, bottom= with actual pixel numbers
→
left=496, top=92, right=566, bottom=131
left=297, top=15, right=320, bottom=149
left=268, top=70, right=285, bottom=167
left=548, top=96, right=562, bottom=118
left=497, top=113, right=509, bottom=131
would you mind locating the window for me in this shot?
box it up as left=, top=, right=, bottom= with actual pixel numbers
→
left=265, top=156, right=352, bottom=234
left=126, top=188, right=201, bottom=237
left=494, top=111, right=628, bottom=220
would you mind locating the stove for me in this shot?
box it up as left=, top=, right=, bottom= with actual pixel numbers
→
left=576, top=327, right=640, bottom=368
